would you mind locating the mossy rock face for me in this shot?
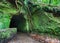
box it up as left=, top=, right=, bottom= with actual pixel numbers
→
left=0, top=22, right=5, bottom=29
left=0, top=19, right=10, bottom=29
left=0, top=28, right=17, bottom=39
left=31, top=12, right=60, bottom=35
left=31, top=0, right=60, bottom=6
left=0, top=12, right=11, bottom=29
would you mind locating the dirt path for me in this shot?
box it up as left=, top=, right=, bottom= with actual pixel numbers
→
left=8, top=33, right=40, bottom=43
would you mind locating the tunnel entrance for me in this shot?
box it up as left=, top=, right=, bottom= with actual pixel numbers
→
left=53, top=14, right=60, bottom=17
left=9, top=13, right=26, bottom=32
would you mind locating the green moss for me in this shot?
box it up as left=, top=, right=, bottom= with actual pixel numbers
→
left=32, top=12, right=60, bottom=35
left=0, top=28, right=17, bottom=39
left=0, top=13, right=10, bottom=29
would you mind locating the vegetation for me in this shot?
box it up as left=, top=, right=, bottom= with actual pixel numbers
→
left=0, top=0, right=60, bottom=37
left=0, top=28, right=17, bottom=39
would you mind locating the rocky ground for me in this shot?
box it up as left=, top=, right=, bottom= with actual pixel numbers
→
left=8, top=33, right=40, bottom=43
left=8, top=33, right=60, bottom=43
left=30, top=33, right=60, bottom=43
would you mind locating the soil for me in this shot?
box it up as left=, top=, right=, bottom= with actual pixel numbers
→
left=8, top=33, right=40, bottom=43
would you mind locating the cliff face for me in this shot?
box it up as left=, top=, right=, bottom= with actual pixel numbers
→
left=0, top=0, right=18, bottom=29
left=32, top=12, right=60, bottom=35
left=0, top=0, right=60, bottom=36
left=0, top=13, right=10, bottom=29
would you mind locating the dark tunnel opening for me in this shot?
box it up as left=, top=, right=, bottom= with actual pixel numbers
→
left=53, top=13, right=60, bottom=17
left=9, top=13, right=26, bottom=32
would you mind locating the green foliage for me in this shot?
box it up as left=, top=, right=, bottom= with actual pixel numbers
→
left=31, top=0, right=60, bottom=6
left=15, top=0, right=60, bottom=36
left=32, top=12, right=60, bottom=35
left=0, top=28, right=17, bottom=39
left=0, top=12, right=10, bottom=29
left=0, top=0, right=18, bottom=29
left=0, top=0, right=60, bottom=36
left=0, top=0, right=17, bottom=14
left=0, top=22, right=5, bottom=29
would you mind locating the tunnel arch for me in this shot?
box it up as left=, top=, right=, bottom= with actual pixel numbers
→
left=9, top=13, right=26, bottom=32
